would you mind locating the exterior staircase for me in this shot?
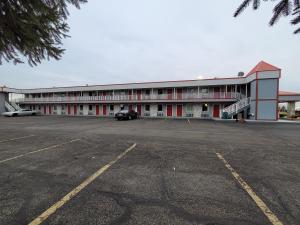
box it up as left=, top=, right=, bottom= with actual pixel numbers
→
left=222, top=97, right=251, bottom=118
left=5, top=101, right=17, bottom=112
left=10, top=101, right=23, bottom=111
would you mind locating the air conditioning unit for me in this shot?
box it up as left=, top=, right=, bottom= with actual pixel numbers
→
left=186, top=113, right=193, bottom=117
left=201, top=113, right=210, bottom=118
left=79, top=112, right=83, bottom=115
left=144, top=112, right=150, bottom=117
left=109, top=112, right=115, bottom=117
left=157, top=112, right=164, bottom=117
left=88, top=111, right=94, bottom=115
left=61, top=111, right=66, bottom=115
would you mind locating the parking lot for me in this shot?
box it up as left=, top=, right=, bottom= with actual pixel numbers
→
left=0, top=116, right=299, bottom=225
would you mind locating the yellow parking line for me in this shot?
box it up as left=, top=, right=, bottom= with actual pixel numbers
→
left=216, top=153, right=284, bottom=225
left=0, top=139, right=80, bottom=164
left=0, top=135, right=35, bottom=143
left=28, top=143, right=137, bottom=225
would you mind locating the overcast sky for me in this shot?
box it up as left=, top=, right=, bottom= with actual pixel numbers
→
left=1, top=0, right=299, bottom=92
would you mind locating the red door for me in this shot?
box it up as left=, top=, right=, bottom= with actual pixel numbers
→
left=48, top=106, right=52, bottom=115
left=96, top=105, right=99, bottom=116
left=177, top=105, right=182, bottom=117
left=137, top=105, right=142, bottom=115
left=129, top=105, right=133, bottom=111
left=177, top=88, right=182, bottom=100
left=214, top=87, right=220, bottom=99
left=103, top=105, right=107, bottom=116
left=137, top=90, right=141, bottom=100
left=74, top=105, right=77, bottom=115
left=44, top=106, right=46, bottom=114
left=167, top=89, right=173, bottom=100
left=226, top=86, right=232, bottom=98
left=213, top=105, right=220, bottom=118
left=167, top=105, right=172, bottom=117
left=67, top=104, right=71, bottom=115
left=128, top=90, right=132, bottom=100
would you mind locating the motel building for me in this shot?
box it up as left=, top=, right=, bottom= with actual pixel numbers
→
left=1, top=61, right=300, bottom=120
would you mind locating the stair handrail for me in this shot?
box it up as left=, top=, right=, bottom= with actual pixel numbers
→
left=5, top=101, right=17, bottom=112
left=223, top=97, right=251, bottom=115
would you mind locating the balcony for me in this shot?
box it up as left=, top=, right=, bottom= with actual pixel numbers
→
left=16, top=92, right=243, bottom=104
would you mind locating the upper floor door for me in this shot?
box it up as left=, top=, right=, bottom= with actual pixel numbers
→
left=167, top=89, right=173, bottom=100
left=177, top=88, right=182, bottom=100
left=214, top=87, right=220, bottom=99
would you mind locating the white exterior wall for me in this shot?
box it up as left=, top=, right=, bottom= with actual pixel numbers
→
left=83, top=105, right=89, bottom=116
left=150, top=104, right=156, bottom=117
left=56, top=105, right=62, bottom=115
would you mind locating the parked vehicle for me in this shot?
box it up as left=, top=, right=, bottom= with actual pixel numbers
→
left=115, top=109, right=138, bottom=120
left=2, top=109, right=39, bottom=117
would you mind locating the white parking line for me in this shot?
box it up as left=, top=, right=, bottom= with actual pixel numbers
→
left=216, top=153, right=284, bottom=225
left=0, top=139, right=80, bottom=164
left=0, top=135, right=35, bottom=143
left=29, top=143, right=137, bottom=225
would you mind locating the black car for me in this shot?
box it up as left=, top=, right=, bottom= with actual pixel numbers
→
left=115, top=109, right=139, bottom=120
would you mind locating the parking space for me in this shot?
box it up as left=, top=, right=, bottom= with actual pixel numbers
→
left=0, top=116, right=299, bottom=225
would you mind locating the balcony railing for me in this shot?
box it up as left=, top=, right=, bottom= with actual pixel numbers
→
left=15, top=92, right=243, bottom=103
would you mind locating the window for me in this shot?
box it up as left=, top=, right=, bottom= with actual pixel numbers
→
left=62, top=105, right=65, bottom=110
left=33, top=105, right=36, bottom=110
left=202, top=103, right=208, bottom=112
left=89, top=105, right=93, bottom=111
left=53, top=105, right=57, bottom=110
left=158, top=89, right=163, bottom=95
left=80, top=105, right=83, bottom=111
left=158, top=105, right=163, bottom=111
left=186, top=104, right=193, bottom=112
left=145, top=105, right=150, bottom=111
left=110, top=105, right=114, bottom=111
left=145, top=90, right=150, bottom=95
left=38, top=106, right=41, bottom=110
left=89, top=92, right=93, bottom=96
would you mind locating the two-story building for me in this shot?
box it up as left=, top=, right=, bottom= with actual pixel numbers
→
left=1, top=61, right=299, bottom=120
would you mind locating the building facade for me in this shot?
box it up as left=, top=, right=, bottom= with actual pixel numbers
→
left=2, top=61, right=299, bottom=120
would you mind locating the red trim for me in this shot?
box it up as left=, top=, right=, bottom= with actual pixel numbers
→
left=276, top=76, right=280, bottom=121
left=255, top=72, right=258, bottom=120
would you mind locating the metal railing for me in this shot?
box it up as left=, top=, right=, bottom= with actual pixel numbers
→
left=223, top=97, right=251, bottom=116
left=5, top=101, right=16, bottom=112
left=15, top=92, right=244, bottom=103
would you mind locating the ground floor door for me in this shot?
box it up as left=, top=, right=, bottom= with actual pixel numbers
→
left=137, top=105, right=142, bottom=115
left=103, top=105, right=107, bottom=116
left=67, top=104, right=71, bottom=115
left=44, top=106, right=46, bottom=114
left=48, top=105, right=52, bottom=115
left=74, top=105, right=77, bottom=115
left=129, top=105, right=133, bottom=111
left=167, top=105, right=172, bottom=117
left=213, top=105, right=220, bottom=118
left=96, top=105, right=99, bottom=116
left=176, top=105, right=182, bottom=117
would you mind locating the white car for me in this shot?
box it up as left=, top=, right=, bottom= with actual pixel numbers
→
left=2, top=109, right=39, bottom=117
